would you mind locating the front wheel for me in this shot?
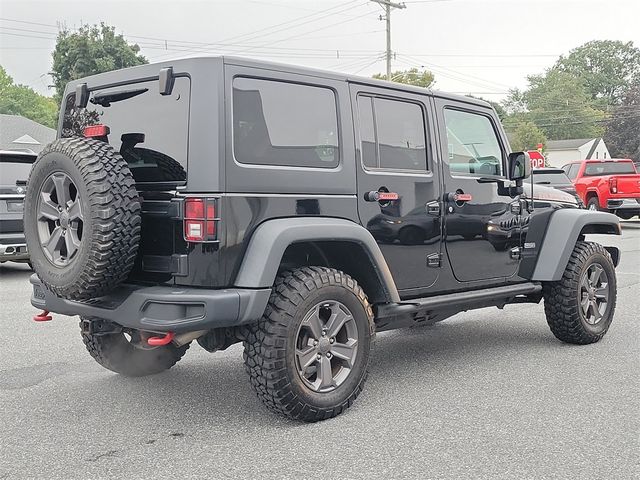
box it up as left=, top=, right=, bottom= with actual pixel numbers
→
left=243, top=267, right=373, bottom=422
left=543, top=241, right=617, bottom=344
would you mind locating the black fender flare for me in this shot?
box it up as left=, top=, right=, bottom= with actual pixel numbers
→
left=233, top=217, right=400, bottom=303
left=530, top=209, right=621, bottom=281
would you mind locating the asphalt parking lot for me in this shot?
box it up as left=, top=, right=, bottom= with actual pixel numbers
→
left=1, top=222, right=638, bottom=480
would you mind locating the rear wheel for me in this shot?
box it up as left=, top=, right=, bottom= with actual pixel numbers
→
left=243, top=267, right=373, bottom=422
left=80, top=318, right=189, bottom=377
left=586, top=196, right=603, bottom=212
left=543, top=241, right=616, bottom=344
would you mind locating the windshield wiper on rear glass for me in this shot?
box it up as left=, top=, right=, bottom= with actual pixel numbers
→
left=90, top=88, right=148, bottom=107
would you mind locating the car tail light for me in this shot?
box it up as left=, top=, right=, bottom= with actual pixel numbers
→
left=184, top=197, right=218, bottom=242
left=83, top=124, right=110, bottom=138
left=609, top=177, right=618, bottom=194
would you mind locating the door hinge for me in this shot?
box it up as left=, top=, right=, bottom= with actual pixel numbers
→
left=426, top=201, right=441, bottom=216
left=509, top=247, right=521, bottom=260
left=427, top=253, right=442, bottom=268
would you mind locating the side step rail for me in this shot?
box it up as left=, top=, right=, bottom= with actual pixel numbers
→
left=375, top=282, right=543, bottom=322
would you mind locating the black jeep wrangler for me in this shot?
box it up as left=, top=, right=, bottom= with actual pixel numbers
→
left=25, top=57, right=621, bottom=422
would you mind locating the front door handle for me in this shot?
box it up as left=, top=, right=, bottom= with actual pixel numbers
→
left=446, top=191, right=473, bottom=204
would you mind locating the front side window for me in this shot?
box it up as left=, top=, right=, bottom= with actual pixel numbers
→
left=358, top=95, right=428, bottom=172
left=232, top=77, right=339, bottom=168
left=443, top=108, right=504, bottom=177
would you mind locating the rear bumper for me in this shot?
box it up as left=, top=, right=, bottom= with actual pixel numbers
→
left=30, top=274, right=271, bottom=333
left=607, top=198, right=640, bottom=211
left=0, top=235, right=29, bottom=262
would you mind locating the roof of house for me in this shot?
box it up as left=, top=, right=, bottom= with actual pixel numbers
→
left=0, top=114, right=55, bottom=154
left=545, top=138, right=595, bottom=150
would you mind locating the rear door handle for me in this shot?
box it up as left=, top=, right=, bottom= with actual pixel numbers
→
left=364, top=191, right=399, bottom=202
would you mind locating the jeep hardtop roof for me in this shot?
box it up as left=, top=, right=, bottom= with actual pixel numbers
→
left=61, top=55, right=492, bottom=109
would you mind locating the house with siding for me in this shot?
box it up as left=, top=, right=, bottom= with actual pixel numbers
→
left=544, top=138, right=610, bottom=167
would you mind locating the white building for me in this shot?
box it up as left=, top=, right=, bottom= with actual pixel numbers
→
left=544, top=138, right=611, bottom=167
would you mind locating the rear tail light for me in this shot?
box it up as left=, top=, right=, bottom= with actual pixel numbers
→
left=184, top=197, right=218, bottom=242
left=609, top=177, right=618, bottom=194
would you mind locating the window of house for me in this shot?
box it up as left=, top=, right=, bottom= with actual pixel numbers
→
left=443, top=108, right=504, bottom=177
left=232, top=77, right=339, bottom=168
left=357, top=95, right=428, bottom=171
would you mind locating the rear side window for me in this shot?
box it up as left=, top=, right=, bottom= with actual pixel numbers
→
left=62, top=77, right=191, bottom=185
left=357, top=95, right=428, bottom=172
left=566, top=164, right=580, bottom=180
left=583, top=162, right=636, bottom=176
left=232, top=77, right=339, bottom=168
left=444, top=108, right=504, bottom=177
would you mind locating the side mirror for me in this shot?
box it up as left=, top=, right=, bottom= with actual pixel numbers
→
left=508, top=151, right=531, bottom=181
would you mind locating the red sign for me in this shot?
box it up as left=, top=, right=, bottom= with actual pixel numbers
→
left=528, top=150, right=546, bottom=169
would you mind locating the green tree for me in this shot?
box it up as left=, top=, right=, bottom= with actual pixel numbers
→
left=509, top=121, right=546, bottom=152
left=373, top=68, right=435, bottom=88
left=0, top=66, right=58, bottom=128
left=604, top=84, right=640, bottom=160
left=503, top=70, right=606, bottom=140
left=555, top=40, right=640, bottom=106
left=52, top=23, right=147, bottom=102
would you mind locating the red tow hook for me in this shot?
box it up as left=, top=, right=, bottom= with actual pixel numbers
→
left=147, top=331, right=175, bottom=346
left=33, top=310, right=53, bottom=322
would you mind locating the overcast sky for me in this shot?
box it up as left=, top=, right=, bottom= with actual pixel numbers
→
left=1, top=0, right=639, bottom=100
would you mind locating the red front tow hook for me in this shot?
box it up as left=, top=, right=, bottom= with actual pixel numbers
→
left=147, top=332, right=175, bottom=346
left=33, top=310, right=52, bottom=322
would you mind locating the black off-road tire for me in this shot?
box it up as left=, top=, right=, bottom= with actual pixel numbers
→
left=80, top=319, right=189, bottom=377
left=243, top=267, right=374, bottom=422
left=543, top=241, right=617, bottom=345
left=24, top=138, right=141, bottom=300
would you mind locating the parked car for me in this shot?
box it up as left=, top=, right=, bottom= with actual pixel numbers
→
left=0, top=150, right=35, bottom=266
left=26, top=57, right=621, bottom=422
left=526, top=168, right=583, bottom=206
left=562, top=159, right=640, bottom=219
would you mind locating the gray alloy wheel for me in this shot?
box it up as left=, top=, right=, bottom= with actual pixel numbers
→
left=295, top=300, right=359, bottom=393
left=36, top=171, right=84, bottom=267
left=579, top=263, right=610, bottom=325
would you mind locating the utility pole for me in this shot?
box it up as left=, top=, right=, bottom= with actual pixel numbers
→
left=370, top=0, right=406, bottom=80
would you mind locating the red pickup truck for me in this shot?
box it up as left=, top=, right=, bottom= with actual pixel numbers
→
left=562, top=159, right=640, bottom=219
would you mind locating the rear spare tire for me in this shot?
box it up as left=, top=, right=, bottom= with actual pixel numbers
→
left=24, top=138, right=141, bottom=300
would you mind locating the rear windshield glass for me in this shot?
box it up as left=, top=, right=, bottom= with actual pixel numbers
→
left=531, top=172, right=571, bottom=184
left=584, top=162, right=636, bottom=176
left=0, top=155, right=35, bottom=187
left=62, top=77, right=191, bottom=185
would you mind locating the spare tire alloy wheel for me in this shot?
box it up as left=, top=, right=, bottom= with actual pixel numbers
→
left=24, top=138, right=141, bottom=300
left=37, top=171, right=83, bottom=266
